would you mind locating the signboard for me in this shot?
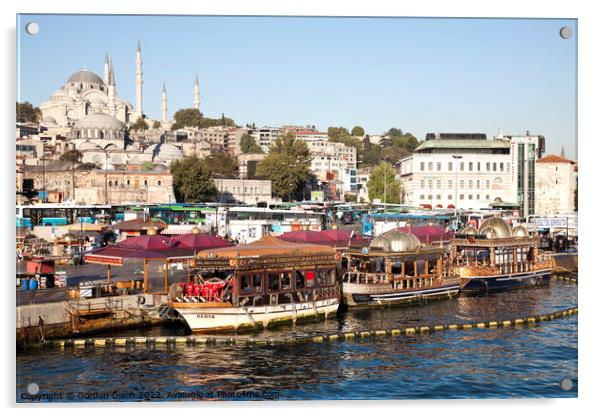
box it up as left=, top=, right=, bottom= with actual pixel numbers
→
left=311, top=191, right=324, bottom=202
left=531, top=217, right=569, bottom=228
left=84, top=254, right=124, bottom=266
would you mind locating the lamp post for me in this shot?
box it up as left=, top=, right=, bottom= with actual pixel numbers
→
left=452, top=155, right=463, bottom=226
left=95, top=144, right=112, bottom=204
left=41, top=140, right=47, bottom=202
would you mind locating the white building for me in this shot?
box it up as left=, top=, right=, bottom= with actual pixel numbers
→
left=400, top=131, right=545, bottom=215
left=252, top=127, right=281, bottom=153
left=535, top=154, right=577, bottom=216
left=306, top=141, right=357, bottom=194
left=400, top=135, right=513, bottom=210
left=292, top=130, right=329, bottom=142
left=213, top=178, right=275, bottom=205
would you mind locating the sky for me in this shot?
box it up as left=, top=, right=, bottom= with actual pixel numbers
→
left=17, top=14, right=577, bottom=158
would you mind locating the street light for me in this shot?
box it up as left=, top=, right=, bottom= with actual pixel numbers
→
left=452, top=155, right=463, bottom=226
left=95, top=144, right=112, bottom=204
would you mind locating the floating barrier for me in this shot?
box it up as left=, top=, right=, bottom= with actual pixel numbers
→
left=39, top=306, right=578, bottom=350
left=552, top=274, right=578, bottom=285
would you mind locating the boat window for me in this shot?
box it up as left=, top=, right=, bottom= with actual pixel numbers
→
left=328, top=269, right=336, bottom=285
left=240, top=273, right=262, bottom=293
left=295, top=270, right=305, bottom=289
left=316, top=270, right=326, bottom=286
left=281, top=272, right=292, bottom=290
left=391, top=259, right=402, bottom=274
left=404, top=261, right=415, bottom=276
left=268, top=272, right=280, bottom=292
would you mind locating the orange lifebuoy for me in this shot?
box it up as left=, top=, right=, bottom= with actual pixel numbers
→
left=334, top=252, right=341, bottom=261
left=229, top=259, right=237, bottom=267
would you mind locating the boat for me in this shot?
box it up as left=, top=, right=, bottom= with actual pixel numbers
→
left=339, top=230, right=460, bottom=308
left=168, top=235, right=340, bottom=332
left=452, top=218, right=552, bottom=294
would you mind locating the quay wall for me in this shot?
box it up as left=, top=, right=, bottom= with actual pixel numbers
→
left=17, top=293, right=169, bottom=348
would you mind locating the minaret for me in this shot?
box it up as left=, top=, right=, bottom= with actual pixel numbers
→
left=135, top=39, right=143, bottom=118
left=103, top=52, right=110, bottom=87
left=193, top=75, right=200, bottom=111
left=161, top=82, right=168, bottom=123
left=108, top=61, right=116, bottom=117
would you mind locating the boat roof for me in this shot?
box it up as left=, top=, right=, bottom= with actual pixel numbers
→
left=196, top=234, right=335, bottom=259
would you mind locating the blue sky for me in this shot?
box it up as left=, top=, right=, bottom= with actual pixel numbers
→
left=17, top=15, right=577, bottom=158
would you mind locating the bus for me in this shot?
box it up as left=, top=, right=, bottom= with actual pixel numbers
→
left=16, top=204, right=112, bottom=228
left=148, top=204, right=215, bottom=225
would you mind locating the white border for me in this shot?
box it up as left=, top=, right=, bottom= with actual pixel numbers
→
left=2, top=1, right=599, bottom=415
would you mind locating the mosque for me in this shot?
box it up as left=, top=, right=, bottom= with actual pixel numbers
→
left=37, top=41, right=201, bottom=167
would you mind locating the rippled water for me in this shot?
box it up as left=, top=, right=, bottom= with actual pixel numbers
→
left=16, top=280, right=577, bottom=401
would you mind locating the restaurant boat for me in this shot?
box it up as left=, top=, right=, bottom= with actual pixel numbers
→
left=168, top=235, right=340, bottom=332
left=451, top=218, right=552, bottom=293
left=339, top=230, right=460, bottom=308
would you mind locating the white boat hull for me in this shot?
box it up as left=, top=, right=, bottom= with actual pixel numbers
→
left=173, top=298, right=340, bottom=332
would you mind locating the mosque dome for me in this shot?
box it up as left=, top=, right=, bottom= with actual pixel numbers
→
left=51, top=88, right=74, bottom=102
left=40, top=116, right=58, bottom=127
left=67, top=69, right=104, bottom=85
left=513, top=225, right=529, bottom=237
left=152, top=142, right=184, bottom=162
left=74, top=113, right=126, bottom=130
left=478, top=217, right=512, bottom=238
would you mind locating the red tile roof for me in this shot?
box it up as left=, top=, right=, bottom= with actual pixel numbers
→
left=536, top=154, right=575, bottom=164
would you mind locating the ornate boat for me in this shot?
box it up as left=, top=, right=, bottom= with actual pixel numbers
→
left=339, top=230, right=460, bottom=308
left=452, top=218, right=552, bottom=294
left=168, top=235, right=340, bottom=332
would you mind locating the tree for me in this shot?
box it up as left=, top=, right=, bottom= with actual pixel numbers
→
left=131, top=116, right=148, bottom=131
left=152, top=121, right=162, bottom=129
left=256, top=132, right=312, bottom=201
left=351, top=126, right=365, bottom=137
left=59, top=149, right=83, bottom=164
left=170, top=155, right=217, bottom=202
left=16, top=102, right=41, bottom=123
left=202, top=153, right=239, bottom=178
left=361, top=144, right=383, bottom=166
left=171, top=108, right=203, bottom=130
left=328, top=126, right=350, bottom=142
left=141, top=161, right=155, bottom=171
left=239, top=133, right=262, bottom=153
left=367, top=162, right=400, bottom=204
left=385, top=127, right=403, bottom=138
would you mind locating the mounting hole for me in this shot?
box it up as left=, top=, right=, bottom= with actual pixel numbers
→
left=27, top=382, right=39, bottom=395
left=25, top=22, right=39, bottom=35
left=560, top=378, right=574, bottom=391
left=559, top=26, right=572, bottom=39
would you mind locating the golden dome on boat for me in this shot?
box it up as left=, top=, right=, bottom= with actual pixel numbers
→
left=479, top=226, right=498, bottom=239
left=461, top=225, right=478, bottom=235
left=478, top=217, right=512, bottom=238
left=146, top=227, right=158, bottom=235
left=191, top=226, right=201, bottom=234
left=513, top=225, right=529, bottom=237
left=369, top=235, right=391, bottom=251
left=369, top=230, right=421, bottom=252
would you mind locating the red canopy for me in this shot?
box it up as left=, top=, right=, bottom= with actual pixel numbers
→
left=84, top=246, right=170, bottom=265
left=277, top=230, right=331, bottom=244
left=172, top=234, right=232, bottom=251
left=320, top=229, right=353, bottom=242
left=390, top=225, right=454, bottom=244
left=115, top=235, right=176, bottom=251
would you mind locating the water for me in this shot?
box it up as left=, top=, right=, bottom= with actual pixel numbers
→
left=16, top=280, right=577, bottom=401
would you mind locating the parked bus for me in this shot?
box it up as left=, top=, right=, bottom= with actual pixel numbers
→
left=147, top=204, right=215, bottom=225
left=16, top=204, right=112, bottom=228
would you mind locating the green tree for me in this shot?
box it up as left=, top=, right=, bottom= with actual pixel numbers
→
left=141, top=161, right=155, bottom=171
left=385, top=127, right=403, bottom=138
left=202, top=153, right=239, bottom=178
left=328, top=126, right=350, bottom=142
left=351, top=126, right=365, bottom=137
left=16, top=102, right=41, bottom=123
left=256, top=132, right=312, bottom=201
left=152, top=121, right=162, bottom=129
left=239, top=133, right=262, bottom=153
left=170, top=155, right=217, bottom=202
left=171, top=108, right=203, bottom=130
left=367, top=162, right=400, bottom=204
left=361, top=144, right=383, bottom=166
left=131, top=116, right=149, bottom=131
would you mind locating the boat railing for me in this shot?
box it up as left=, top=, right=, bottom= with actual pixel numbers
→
left=343, top=272, right=389, bottom=285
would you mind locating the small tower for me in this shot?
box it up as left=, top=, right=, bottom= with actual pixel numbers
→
left=193, top=75, right=200, bottom=112
left=103, top=52, right=110, bottom=87
left=108, top=61, right=116, bottom=117
left=161, top=82, right=168, bottom=124
left=135, top=39, right=143, bottom=118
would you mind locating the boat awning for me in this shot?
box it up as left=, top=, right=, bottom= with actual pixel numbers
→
left=161, top=224, right=199, bottom=235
